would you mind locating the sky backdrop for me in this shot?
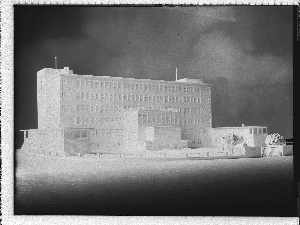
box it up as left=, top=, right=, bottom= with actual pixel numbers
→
left=14, top=6, right=293, bottom=148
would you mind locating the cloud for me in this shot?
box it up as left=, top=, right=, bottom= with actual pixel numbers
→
left=185, top=30, right=292, bottom=85
left=165, top=6, right=236, bottom=23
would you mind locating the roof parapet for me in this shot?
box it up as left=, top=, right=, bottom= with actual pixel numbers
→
left=176, top=78, right=203, bottom=84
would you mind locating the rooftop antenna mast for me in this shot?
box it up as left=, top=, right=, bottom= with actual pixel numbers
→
left=55, top=57, right=57, bottom=69
left=176, top=68, right=178, bottom=81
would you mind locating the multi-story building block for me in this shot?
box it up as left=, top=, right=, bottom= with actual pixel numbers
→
left=22, top=67, right=213, bottom=156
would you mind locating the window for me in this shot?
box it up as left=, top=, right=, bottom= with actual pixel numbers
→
left=155, top=116, right=160, bottom=123
left=258, top=129, right=261, bottom=134
left=74, top=131, right=81, bottom=138
left=138, top=114, right=142, bottom=123
left=76, top=104, right=80, bottom=112
left=166, top=117, right=170, bottom=124
left=253, top=128, right=257, bottom=134
left=86, top=80, right=90, bottom=88
left=104, top=82, right=109, bottom=88
left=153, top=85, right=156, bottom=91
left=75, top=117, right=81, bottom=125
left=82, top=130, right=87, bottom=137
left=152, top=116, right=157, bottom=123
left=76, top=80, right=81, bottom=87
left=175, top=117, right=178, bottom=124
left=263, top=128, right=267, bottom=133
left=86, top=92, right=91, bottom=100
left=142, top=115, right=147, bottom=123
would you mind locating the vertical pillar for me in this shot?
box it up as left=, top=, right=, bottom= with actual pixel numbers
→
left=146, top=112, right=149, bottom=124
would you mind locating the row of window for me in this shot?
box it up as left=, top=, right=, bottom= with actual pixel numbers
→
left=65, top=129, right=123, bottom=139
left=188, top=140, right=202, bottom=145
left=71, top=116, right=209, bottom=126
left=62, top=91, right=210, bottom=103
left=250, top=127, right=267, bottom=134
left=63, top=79, right=210, bottom=94
left=74, top=116, right=122, bottom=125
left=138, top=114, right=207, bottom=125
left=65, top=130, right=88, bottom=139
left=93, top=129, right=122, bottom=137
left=62, top=103, right=211, bottom=114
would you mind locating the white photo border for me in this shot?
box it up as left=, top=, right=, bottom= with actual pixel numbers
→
left=1, top=1, right=298, bottom=225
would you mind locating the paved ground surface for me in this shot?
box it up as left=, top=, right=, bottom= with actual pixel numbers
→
left=15, top=153, right=296, bottom=216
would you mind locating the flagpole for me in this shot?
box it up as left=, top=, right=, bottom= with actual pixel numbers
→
left=55, top=57, right=57, bottom=69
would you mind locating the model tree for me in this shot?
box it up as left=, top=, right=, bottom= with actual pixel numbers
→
left=222, top=133, right=244, bottom=156
left=265, top=133, right=286, bottom=146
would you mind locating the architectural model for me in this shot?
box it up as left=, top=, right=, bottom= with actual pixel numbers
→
left=21, top=67, right=270, bottom=158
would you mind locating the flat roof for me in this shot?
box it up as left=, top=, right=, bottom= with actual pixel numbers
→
left=65, top=74, right=212, bottom=85
left=213, top=126, right=267, bottom=129
left=41, top=68, right=212, bottom=86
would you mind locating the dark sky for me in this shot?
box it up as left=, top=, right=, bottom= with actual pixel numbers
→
left=14, top=6, right=293, bottom=148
